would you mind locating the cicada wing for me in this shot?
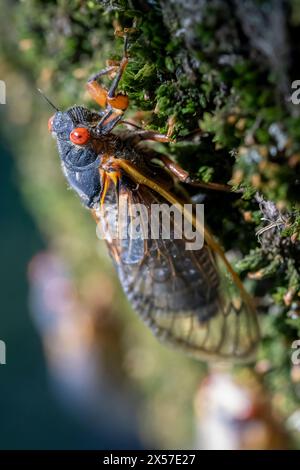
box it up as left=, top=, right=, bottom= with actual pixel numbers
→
left=143, top=248, right=260, bottom=362
left=96, top=172, right=259, bottom=362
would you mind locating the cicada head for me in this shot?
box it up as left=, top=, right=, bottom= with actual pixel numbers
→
left=48, top=106, right=104, bottom=208
left=49, top=105, right=102, bottom=167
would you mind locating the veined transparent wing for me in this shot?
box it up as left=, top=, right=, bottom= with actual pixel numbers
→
left=95, top=167, right=259, bottom=362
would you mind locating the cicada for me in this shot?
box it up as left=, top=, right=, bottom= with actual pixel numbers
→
left=47, top=36, right=259, bottom=362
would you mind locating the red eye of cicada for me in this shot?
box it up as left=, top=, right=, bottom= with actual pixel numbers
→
left=48, top=115, right=55, bottom=132
left=70, top=127, right=91, bottom=145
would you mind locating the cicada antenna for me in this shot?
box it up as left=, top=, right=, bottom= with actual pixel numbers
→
left=37, top=88, right=60, bottom=112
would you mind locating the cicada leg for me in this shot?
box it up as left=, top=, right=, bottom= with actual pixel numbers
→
left=123, top=129, right=171, bottom=145
left=121, top=129, right=232, bottom=192
left=158, top=155, right=232, bottom=192
left=119, top=123, right=231, bottom=192
left=86, top=35, right=129, bottom=112
left=86, top=65, right=118, bottom=108
left=121, top=113, right=176, bottom=143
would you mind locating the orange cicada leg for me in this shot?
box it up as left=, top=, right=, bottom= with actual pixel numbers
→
left=86, top=35, right=130, bottom=112
left=158, top=155, right=232, bottom=192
